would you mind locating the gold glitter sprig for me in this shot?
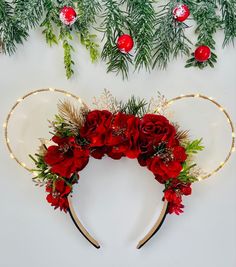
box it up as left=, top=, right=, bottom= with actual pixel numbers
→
left=92, top=89, right=121, bottom=113
left=149, top=92, right=169, bottom=116
left=57, top=100, right=89, bottom=134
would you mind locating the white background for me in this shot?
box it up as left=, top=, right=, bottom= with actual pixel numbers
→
left=0, top=27, right=236, bottom=267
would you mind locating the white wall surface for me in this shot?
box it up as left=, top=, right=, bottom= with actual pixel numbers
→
left=0, top=28, right=236, bottom=267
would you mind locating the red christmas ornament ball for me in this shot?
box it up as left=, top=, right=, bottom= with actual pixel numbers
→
left=194, top=45, right=211, bottom=62
left=117, top=34, right=134, bottom=53
left=173, top=4, right=190, bottom=22
left=59, top=6, right=77, bottom=26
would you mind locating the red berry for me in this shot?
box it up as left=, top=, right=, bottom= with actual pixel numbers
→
left=117, top=34, right=134, bottom=53
left=173, top=4, right=190, bottom=22
left=60, top=6, right=77, bottom=26
left=194, top=45, right=211, bottom=62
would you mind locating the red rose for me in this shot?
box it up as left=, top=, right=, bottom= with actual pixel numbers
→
left=173, top=146, right=187, bottom=162
left=80, top=110, right=112, bottom=147
left=160, top=161, right=183, bottom=178
left=44, top=136, right=89, bottom=178
left=147, top=156, right=182, bottom=179
left=147, top=157, right=168, bottom=179
left=106, top=113, right=140, bottom=159
left=46, top=180, right=71, bottom=212
left=140, top=114, right=176, bottom=145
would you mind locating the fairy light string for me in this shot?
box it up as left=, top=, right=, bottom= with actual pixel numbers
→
left=3, top=91, right=235, bottom=177
left=167, top=93, right=235, bottom=180
left=3, top=88, right=86, bottom=172
left=3, top=89, right=235, bottom=249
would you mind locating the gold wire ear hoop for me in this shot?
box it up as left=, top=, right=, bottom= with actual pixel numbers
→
left=3, top=90, right=235, bottom=249
left=167, top=94, right=235, bottom=180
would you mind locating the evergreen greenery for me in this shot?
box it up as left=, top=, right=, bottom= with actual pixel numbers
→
left=0, top=0, right=236, bottom=78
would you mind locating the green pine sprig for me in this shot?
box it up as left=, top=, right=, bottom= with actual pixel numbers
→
left=120, top=96, right=148, bottom=117
left=184, top=0, right=222, bottom=69
left=219, top=0, right=236, bottom=46
left=0, top=0, right=26, bottom=55
left=126, top=0, right=156, bottom=70
left=153, top=1, right=191, bottom=70
left=101, top=0, right=132, bottom=79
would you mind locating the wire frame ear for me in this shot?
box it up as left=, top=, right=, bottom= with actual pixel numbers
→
left=4, top=88, right=87, bottom=171
left=167, top=94, right=235, bottom=180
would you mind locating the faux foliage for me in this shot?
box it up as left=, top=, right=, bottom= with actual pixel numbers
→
left=0, top=0, right=236, bottom=78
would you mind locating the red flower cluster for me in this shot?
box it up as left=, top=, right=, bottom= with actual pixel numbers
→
left=43, top=110, right=191, bottom=214
left=46, top=180, right=71, bottom=212
left=44, top=136, right=89, bottom=178
left=164, top=183, right=192, bottom=215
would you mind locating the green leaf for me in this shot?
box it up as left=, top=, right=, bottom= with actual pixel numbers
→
left=184, top=138, right=204, bottom=155
left=63, top=39, right=74, bottom=79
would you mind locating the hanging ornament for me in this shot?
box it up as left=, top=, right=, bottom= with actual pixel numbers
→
left=194, top=45, right=211, bottom=62
left=173, top=4, right=190, bottom=22
left=117, top=34, right=134, bottom=53
left=59, top=6, right=77, bottom=26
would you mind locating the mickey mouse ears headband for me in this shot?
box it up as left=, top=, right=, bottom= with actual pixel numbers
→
left=4, top=88, right=235, bottom=249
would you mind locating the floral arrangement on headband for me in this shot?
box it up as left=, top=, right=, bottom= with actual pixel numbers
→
left=30, top=91, right=204, bottom=215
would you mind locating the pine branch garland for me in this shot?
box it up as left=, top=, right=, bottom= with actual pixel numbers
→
left=0, top=0, right=236, bottom=78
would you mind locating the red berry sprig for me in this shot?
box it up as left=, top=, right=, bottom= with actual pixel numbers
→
left=173, top=4, right=190, bottom=22
left=117, top=34, right=134, bottom=53
left=194, top=45, right=211, bottom=62
left=59, top=6, right=77, bottom=26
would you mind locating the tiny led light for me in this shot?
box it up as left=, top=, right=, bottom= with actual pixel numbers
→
left=21, top=162, right=26, bottom=168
